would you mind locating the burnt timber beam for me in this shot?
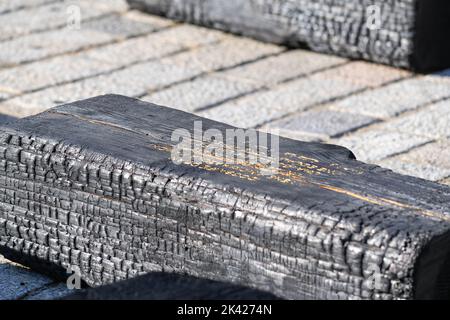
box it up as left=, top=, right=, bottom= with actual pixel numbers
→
left=127, top=0, right=450, bottom=72
left=0, top=95, right=450, bottom=300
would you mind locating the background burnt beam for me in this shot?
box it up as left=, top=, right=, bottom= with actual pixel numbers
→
left=127, top=0, right=450, bottom=72
left=412, top=0, right=450, bottom=73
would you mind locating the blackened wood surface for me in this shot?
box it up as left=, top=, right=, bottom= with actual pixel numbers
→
left=127, top=0, right=450, bottom=72
left=0, top=95, right=450, bottom=300
left=63, top=272, right=279, bottom=300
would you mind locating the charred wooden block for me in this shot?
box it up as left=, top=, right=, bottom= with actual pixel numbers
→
left=127, top=0, right=450, bottom=72
left=1, top=95, right=450, bottom=300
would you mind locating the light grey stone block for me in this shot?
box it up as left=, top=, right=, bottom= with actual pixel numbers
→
left=332, top=129, right=431, bottom=163
left=0, top=90, right=16, bottom=101
left=199, top=62, right=382, bottom=128
left=142, top=50, right=347, bottom=114
left=0, top=59, right=201, bottom=117
left=381, top=100, right=450, bottom=139
left=267, top=108, right=376, bottom=140
left=258, top=126, right=323, bottom=142
left=221, top=50, right=347, bottom=86
left=377, top=140, right=450, bottom=181
left=332, top=76, right=450, bottom=118
left=0, top=25, right=215, bottom=96
left=142, top=74, right=258, bottom=112
left=0, top=36, right=282, bottom=118
left=0, top=54, right=113, bottom=94
left=322, top=61, right=411, bottom=89
left=377, top=161, right=450, bottom=182
left=83, top=24, right=223, bottom=66
left=0, top=0, right=112, bottom=41
left=89, top=0, right=129, bottom=13
left=0, top=0, right=54, bottom=14
left=0, top=28, right=114, bottom=67
left=0, top=12, right=173, bottom=67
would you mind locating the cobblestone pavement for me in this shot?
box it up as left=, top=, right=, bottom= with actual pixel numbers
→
left=1, top=0, right=449, bottom=299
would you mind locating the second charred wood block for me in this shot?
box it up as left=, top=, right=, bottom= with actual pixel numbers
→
left=127, top=0, right=450, bottom=72
left=63, top=272, right=279, bottom=300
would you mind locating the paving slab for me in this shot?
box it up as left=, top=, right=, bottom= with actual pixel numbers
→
left=0, top=0, right=55, bottom=14
left=0, top=39, right=281, bottom=117
left=323, top=61, right=412, bottom=89
left=377, top=160, right=450, bottom=182
left=0, top=27, right=115, bottom=67
left=258, top=126, right=322, bottom=142
left=0, top=59, right=200, bottom=117
left=332, top=129, right=432, bottom=163
left=165, top=37, right=283, bottom=74
left=221, top=49, right=347, bottom=86
left=23, top=283, right=72, bottom=300
left=379, top=99, right=450, bottom=139
left=88, top=0, right=129, bottom=13
left=142, top=49, right=348, bottom=113
left=332, top=76, right=450, bottom=118
left=83, top=24, right=223, bottom=65
left=0, top=90, right=16, bottom=101
left=266, top=108, right=377, bottom=140
left=142, top=74, right=259, bottom=112
left=0, top=23, right=221, bottom=96
left=83, top=11, right=172, bottom=37
left=0, top=0, right=115, bottom=42
left=0, top=13, right=174, bottom=67
left=0, top=54, right=114, bottom=96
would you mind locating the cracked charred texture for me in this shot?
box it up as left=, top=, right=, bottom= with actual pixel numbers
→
left=127, top=0, right=450, bottom=72
left=0, top=95, right=450, bottom=300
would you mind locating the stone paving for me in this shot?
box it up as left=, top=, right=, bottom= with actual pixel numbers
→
left=0, top=0, right=449, bottom=299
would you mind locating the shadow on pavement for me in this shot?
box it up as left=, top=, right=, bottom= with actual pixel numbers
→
left=435, top=69, right=450, bottom=77
left=0, top=114, right=17, bottom=124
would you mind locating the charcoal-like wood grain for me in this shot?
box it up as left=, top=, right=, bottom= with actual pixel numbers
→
left=127, top=0, right=450, bottom=72
left=63, top=272, right=280, bottom=300
left=1, top=95, right=450, bottom=300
